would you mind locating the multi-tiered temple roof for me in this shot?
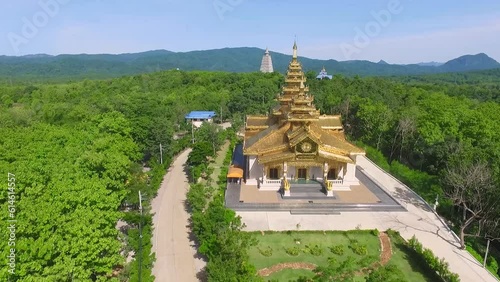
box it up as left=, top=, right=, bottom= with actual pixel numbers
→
left=244, top=42, right=364, bottom=164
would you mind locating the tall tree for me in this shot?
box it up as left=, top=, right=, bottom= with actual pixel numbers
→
left=443, top=161, right=500, bottom=249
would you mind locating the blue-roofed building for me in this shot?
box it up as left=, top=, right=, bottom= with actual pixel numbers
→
left=316, top=67, right=333, bottom=80
left=185, top=111, right=216, bottom=128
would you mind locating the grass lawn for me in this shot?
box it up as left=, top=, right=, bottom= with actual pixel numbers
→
left=249, top=230, right=380, bottom=270
left=266, top=269, right=315, bottom=281
left=250, top=230, right=443, bottom=282
left=249, top=230, right=380, bottom=280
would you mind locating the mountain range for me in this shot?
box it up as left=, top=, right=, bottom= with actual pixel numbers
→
left=0, top=48, right=499, bottom=81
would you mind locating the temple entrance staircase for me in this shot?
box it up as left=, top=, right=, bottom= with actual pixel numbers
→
left=287, top=179, right=327, bottom=199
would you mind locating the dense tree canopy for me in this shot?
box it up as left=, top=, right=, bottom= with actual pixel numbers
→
left=0, top=67, right=499, bottom=280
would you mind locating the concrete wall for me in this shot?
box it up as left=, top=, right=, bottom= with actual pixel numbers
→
left=310, top=167, right=323, bottom=180
left=247, top=156, right=262, bottom=185
left=189, top=118, right=213, bottom=128
left=343, top=163, right=360, bottom=185
left=287, top=165, right=295, bottom=179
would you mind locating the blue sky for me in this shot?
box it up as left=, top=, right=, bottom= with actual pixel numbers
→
left=1, top=0, right=500, bottom=63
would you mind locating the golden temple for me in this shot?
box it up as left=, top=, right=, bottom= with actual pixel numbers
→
left=243, top=42, right=365, bottom=195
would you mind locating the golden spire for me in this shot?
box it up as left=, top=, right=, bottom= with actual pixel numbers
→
left=293, top=40, right=297, bottom=59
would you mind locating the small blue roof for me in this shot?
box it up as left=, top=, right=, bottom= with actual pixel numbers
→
left=185, top=111, right=216, bottom=119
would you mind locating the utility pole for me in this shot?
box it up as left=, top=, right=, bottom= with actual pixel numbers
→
left=159, top=143, right=163, bottom=164
left=191, top=121, right=195, bottom=144
left=484, top=236, right=491, bottom=268
left=220, top=105, right=223, bottom=124
left=138, top=191, right=143, bottom=282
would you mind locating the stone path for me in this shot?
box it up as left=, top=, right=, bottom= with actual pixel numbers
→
left=378, top=232, right=391, bottom=265
left=258, top=262, right=317, bottom=277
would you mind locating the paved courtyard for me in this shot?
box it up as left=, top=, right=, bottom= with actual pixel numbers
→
left=236, top=156, right=498, bottom=282
left=226, top=164, right=404, bottom=212
left=238, top=180, right=380, bottom=204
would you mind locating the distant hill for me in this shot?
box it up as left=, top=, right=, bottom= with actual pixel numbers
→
left=0, top=48, right=498, bottom=81
left=439, top=53, right=500, bottom=72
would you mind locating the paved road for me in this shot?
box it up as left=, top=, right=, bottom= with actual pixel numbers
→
left=151, top=149, right=204, bottom=282
left=238, top=156, right=498, bottom=282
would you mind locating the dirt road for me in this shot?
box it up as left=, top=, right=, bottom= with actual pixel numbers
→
left=150, top=149, right=204, bottom=282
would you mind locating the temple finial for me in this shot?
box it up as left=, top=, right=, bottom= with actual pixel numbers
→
left=292, top=40, right=297, bottom=59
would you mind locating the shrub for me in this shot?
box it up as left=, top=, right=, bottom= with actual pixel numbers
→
left=258, top=246, right=273, bottom=257
left=304, top=244, right=323, bottom=256
left=358, top=255, right=377, bottom=267
left=386, top=229, right=400, bottom=238
left=350, top=243, right=368, bottom=256
left=371, top=229, right=380, bottom=236
left=366, top=264, right=406, bottom=282
left=327, top=257, right=337, bottom=265
left=329, top=245, right=345, bottom=256
left=407, top=235, right=460, bottom=282
left=285, top=246, right=301, bottom=256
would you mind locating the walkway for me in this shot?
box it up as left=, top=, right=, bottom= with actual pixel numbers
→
left=237, top=156, right=498, bottom=282
left=151, top=149, right=204, bottom=282
left=205, top=140, right=230, bottom=188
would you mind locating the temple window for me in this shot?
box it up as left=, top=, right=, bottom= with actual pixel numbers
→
left=269, top=168, right=279, bottom=179
left=327, top=168, right=337, bottom=180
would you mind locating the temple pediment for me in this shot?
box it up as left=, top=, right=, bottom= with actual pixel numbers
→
left=288, top=125, right=321, bottom=148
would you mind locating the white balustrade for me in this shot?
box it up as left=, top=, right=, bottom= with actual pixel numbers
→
left=264, top=179, right=282, bottom=185
left=327, top=179, right=343, bottom=185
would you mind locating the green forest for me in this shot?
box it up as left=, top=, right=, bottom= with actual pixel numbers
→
left=1, top=67, right=500, bottom=280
